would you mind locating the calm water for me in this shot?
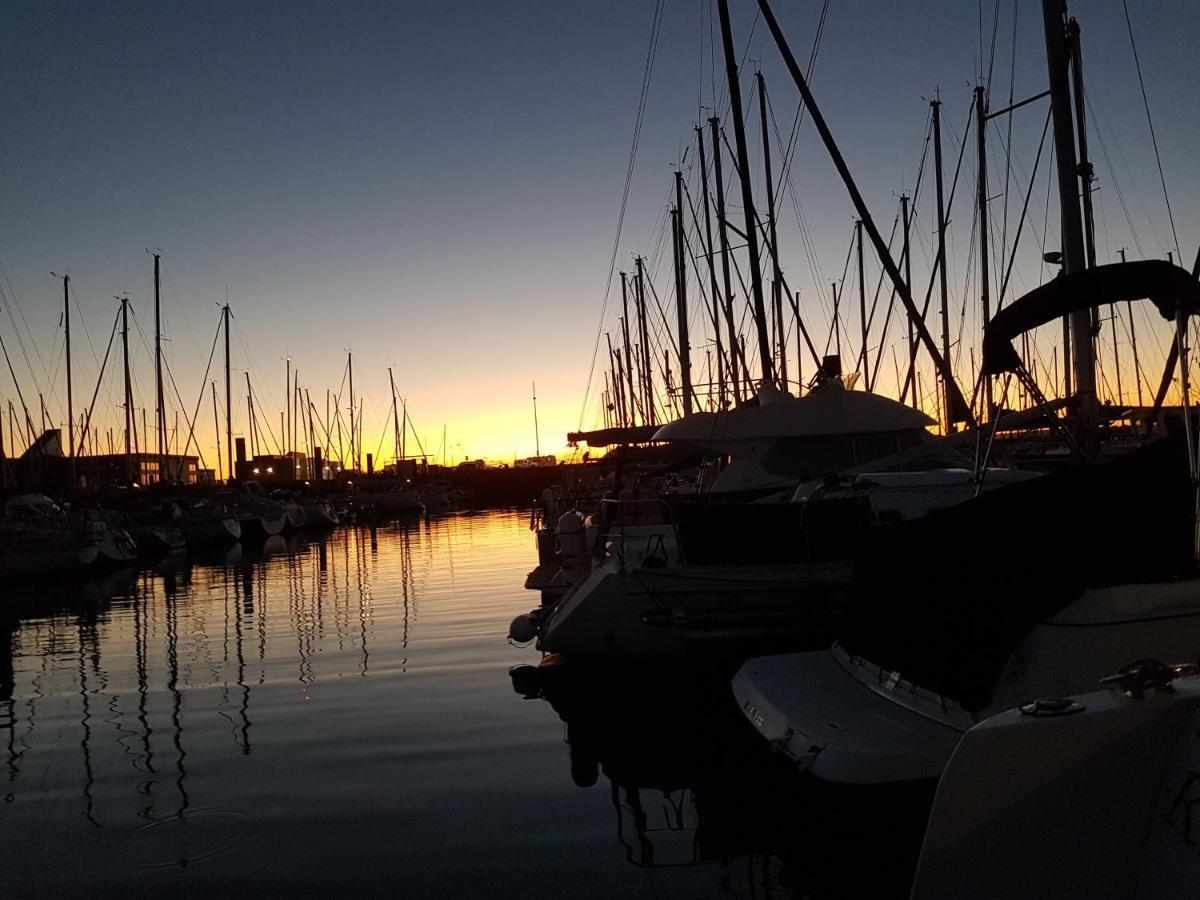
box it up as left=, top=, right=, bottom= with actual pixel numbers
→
left=1, top=509, right=923, bottom=898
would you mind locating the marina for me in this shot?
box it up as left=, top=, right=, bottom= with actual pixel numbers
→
left=5, top=0, right=1200, bottom=896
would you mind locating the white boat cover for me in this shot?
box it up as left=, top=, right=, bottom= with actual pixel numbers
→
left=913, top=674, right=1200, bottom=899
left=653, top=380, right=934, bottom=449
left=733, top=647, right=966, bottom=784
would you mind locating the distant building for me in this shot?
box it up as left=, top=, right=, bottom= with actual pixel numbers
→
left=515, top=455, right=557, bottom=468
left=235, top=452, right=310, bottom=484
left=80, top=453, right=200, bottom=485
left=9, top=428, right=200, bottom=486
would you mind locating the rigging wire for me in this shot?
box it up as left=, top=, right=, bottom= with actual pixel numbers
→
left=1120, top=0, right=1180, bottom=258
left=577, top=0, right=665, bottom=430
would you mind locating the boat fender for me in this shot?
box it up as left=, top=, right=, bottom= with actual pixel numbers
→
left=508, top=613, right=539, bottom=644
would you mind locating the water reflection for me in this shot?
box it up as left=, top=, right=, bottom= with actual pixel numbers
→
left=1, top=509, right=931, bottom=896
left=0, top=515, right=458, bottom=857
left=510, top=660, right=934, bottom=898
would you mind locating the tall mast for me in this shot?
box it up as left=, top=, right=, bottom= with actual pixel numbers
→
left=284, top=356, right=291, bottom=463
left=532, top=381, right=541, bottom=457
left=901, top=194, right=916, bottom=408
left=614, top=351, right=628, bottom=426
left=1067, top=14, right=1102, bottom=403
left=389, top=366, right=401, bottom=465
left=672, top=170, right=693, bottom=415
left=306, top=389, right=316, bottom=475
left=975, top=87, right=994, bottom=418
left=1043, top=0, right=1097, bottom=459
left=293, top=368, right=299, bottom=468
left=932, top=97, right=954, bottom=430
left=635, top=256, right=654, bottom=425
left=1068, top=20, right=1098, bottom=274
left=709, top=116, right=742, bottom=404
left=61, top=274, right=75, bottom=480
left=756, top=0, right=972, bottom=425
left=695, top=124, right=727, bottom=407
left=619, top=272, right=637, bottom=424
left=716, top=0, right=774, bottom=388
left=245, top=372, right=256, bottom=457
left=347, top=351, right=356, bottom=472
left=223, top=303, right=232, bottom=484
left=856, top=219, right=869, bottom=390
left=757, top=71, right=788, bottom=392
left=121, top=295, right=133, bottom=483
left=605, top=332, right=621, bottom=426
left=153, top=252, right=166, bottom=476
left=211, top=381, right=222, bottom=482
left=832, top=281, right=842, bottom=365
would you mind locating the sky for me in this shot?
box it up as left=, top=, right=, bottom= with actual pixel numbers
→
left=2, top=0, right=1197, bottom=469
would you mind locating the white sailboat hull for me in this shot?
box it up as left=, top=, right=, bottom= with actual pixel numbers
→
left=733, top=578, right=1200, bottom=784
left=912, top=674, right=1200, bottom=899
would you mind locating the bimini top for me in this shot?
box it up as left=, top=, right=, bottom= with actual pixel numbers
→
left=652, top=379, right=934, bottom=448
left=983, top=259, right=1200, bottom=375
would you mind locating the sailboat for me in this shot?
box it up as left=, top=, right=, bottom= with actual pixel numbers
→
left=732, top=0, right=1200, bottom=786
left=510, top=375, right=1041, bottom=657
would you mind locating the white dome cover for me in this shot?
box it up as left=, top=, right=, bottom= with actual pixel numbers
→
left=653, top=380, right=934, bottom=448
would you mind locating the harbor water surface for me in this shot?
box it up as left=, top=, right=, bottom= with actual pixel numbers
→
left=1, top=509, right=921, bottom=897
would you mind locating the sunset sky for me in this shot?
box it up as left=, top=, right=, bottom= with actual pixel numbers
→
left=2, top=1, right=1196, bottom=468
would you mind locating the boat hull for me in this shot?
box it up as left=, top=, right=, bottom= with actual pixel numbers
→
left=538, top=560, right=852, bottom=658
left=734, top=578, right=1200, bottom=784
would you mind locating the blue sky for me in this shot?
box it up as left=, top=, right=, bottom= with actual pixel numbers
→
left=2, top=1, right=1196, bottom=464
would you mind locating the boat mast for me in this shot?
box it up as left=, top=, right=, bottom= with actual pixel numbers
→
left=120, top=295, right=133, bottom=483
left=223, top=302, right=232, bottom=484
left=245, top=373, right=256, bottom=457
left=61, top=273, right=75, bottom=480
left=604, top=333, right=621, bottom=427
left=932, top=96, right=954, bottom=430
left=695, top=125, right=727, bottom=408
left=672, top=171, right=694, bottom=415
left=619, top=274, right=637, bottom=425
left=756, top=0, right=973, bottom=425
left=347, top=351, right=356, bottom=472
left=389, top=366, right=401, bottom=466
left=856, top=219, right=869, bottom=390
left=901, top=193, right=916, bottom=408
left=716, top=0, right=773, bottom=389
left=284, top=356, right=291, bottom=465
left=153, top=252, right=166, bottom=478
left=293, top=368, right=299, bottom=470
left=756, top=71, right=788, bottom=393
left=975, top=88, right=995, bottom=419
left=1043, top=0, right=1098, bottom=460
left=635, top=255, right=654, bottom=425
left=532, top=381, right=541, bottom=457
left=306, top=388, right=316, bottom=477
left=709, top=116, right=742, bottom=404
left=211, top=381, right=222, bottom=482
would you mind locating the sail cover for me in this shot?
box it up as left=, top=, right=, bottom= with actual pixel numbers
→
left=653, top=380, right=934, bottom=446
left=982, top=260, right=1200, bottom=375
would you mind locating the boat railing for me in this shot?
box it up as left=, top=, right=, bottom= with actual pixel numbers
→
left=528, top=493, right=611, bottom=532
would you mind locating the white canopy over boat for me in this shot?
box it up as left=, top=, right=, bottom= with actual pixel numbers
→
left=652, top=381, right=936, bottom=476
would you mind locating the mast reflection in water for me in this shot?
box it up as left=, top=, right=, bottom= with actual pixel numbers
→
left=3, top=509, right=925, bottom=897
